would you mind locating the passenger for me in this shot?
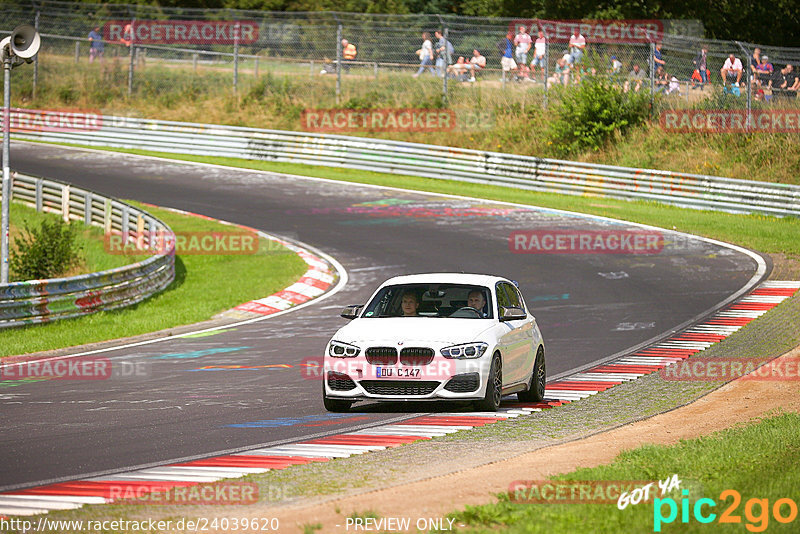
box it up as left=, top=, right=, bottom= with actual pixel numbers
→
left=401, top=291, right=420, bottom=316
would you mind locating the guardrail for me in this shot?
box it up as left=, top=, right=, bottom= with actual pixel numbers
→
left=6, top=112, right=800, bottom=217
left=0, top=172, right=175, bottom=328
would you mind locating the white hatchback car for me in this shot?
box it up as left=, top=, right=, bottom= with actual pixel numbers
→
left=323, top=273, right=546, bottom=412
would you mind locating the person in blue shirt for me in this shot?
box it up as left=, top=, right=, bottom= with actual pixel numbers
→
left=88, top=26, right=104, bottom=63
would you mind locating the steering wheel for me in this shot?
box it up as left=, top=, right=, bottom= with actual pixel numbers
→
left=450, top=306, right=482, bottom=318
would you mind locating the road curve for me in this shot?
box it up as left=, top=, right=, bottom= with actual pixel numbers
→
left=0, top=142, right=767, bottom=490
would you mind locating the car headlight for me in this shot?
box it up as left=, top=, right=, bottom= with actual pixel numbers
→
left=441, top=342, right=488, bottom=359
left=328, top=340, right=360, bottom=358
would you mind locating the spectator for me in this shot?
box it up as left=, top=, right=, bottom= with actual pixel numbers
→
left=667, top=73, right=681, bottom=95
left=120, top=22, right=133, bottom=47
left=547, top=57, right=569, bottom=87
left=654, top=66, right=669, bottom=93
left=774, top=64, right=797, bottom=100
left=514, top=25, right=532, bottom=72
left=413, top=32, right=435, bottom=77
left=434, top=30, right=454, bottom=77
left=568, top=28, right=586, bottom=65
left=341, top=39, right=356, bottom=73
left=692, top=46, right=709, bottom=90
left=469, top=49, right=485, bottom=81
left=500, top=30, right=517, bottom=75
left=749, top=47, right=762, bottom=77
left=530, top=29, right=546, bottom=81
left=448, top=56, right=471, bottom=81
left=755, top=54, right=773, bottom=86
left=653, top=43, right=665, bottom=71
left=88, top=25, right=104, bottom=63
left=624, top=64, right=645, bottom=92
left=721, top=53, right=743, bottom=88
left=609, top=55, right=622, bottom=76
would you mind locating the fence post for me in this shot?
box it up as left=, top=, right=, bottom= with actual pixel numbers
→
left=127, top=19, right=135, bottom=97
left=233, top=21, right=240, bottom=94
left=61, top=185, right=70, bottom=223
left=442, top=26, right=450, bottom=104
left=735, top=41, right=752, bottom=132
left=542, top=21, right=549, bottom=110
left=35, top=178, right=43, bottom=212
left=84, top=191, right=92, bottom=226
left=254, top=57, right=259, bottom=77
left=75, top=41, right=80, bottom=64
left=336, top=24, right=342, bottom=103
left=192, top=53, right=198, bottom=72
left=649, top=41, right=655, bottom=115
left=32, top=9, right=39, bottom=99
left=374, top=62, right=378, bottom=79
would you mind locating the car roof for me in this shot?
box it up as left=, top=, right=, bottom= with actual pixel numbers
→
left=378, top=273, right=510, bottom=288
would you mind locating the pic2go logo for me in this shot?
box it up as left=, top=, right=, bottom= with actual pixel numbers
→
left=654, top=490, right=798, bottom=532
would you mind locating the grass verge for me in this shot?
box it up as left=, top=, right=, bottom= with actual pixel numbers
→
left=4, top=201, right=142, bottom=281
left=450, top=412, right=800, bottom=533
left=0, top=201, right=308, bottom=357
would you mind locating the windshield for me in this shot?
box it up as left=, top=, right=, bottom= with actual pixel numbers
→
left=362, top=284, right=493, bottom=319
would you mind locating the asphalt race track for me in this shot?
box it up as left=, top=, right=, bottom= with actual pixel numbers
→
left=0, top=142, right=767, bottom=491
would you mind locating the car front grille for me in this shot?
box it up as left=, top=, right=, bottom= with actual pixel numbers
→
left=399, top=347, right=435, bottom=366
left=444, top=373, right=480, bottom=393
left=359, top=380, right=440, bottom=396
left=365, top=347, right=398, bottom=365
left=327, top=371, right=357, bottom=391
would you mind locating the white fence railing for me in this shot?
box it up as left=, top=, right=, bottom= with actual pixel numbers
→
left=6, top=112, right=800, bottom=217
left=0, top=172, right=175, bottom=328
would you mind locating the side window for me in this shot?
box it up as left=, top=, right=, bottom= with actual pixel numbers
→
left=501, top=283, right=522, bottom=309
left=496, top=283, right=512, bottom=310
left=511, top=286, right=526, bottom=312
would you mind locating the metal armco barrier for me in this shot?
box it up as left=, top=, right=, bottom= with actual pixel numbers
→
left=0, top=172, right=175, bottom=328
left=6, top=112, right=800, bottom=217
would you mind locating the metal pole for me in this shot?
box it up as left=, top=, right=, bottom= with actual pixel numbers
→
left=32, top=9, right=39, bottom=99
left=1, top=60, right=11, bottom=284
left=442, top=26, right=449, bottom=104
left=542, top=20, right=549, bottom=110
left=736, top=41, right=752, bottom=132
left=649, top=42, right=655, bottom=114
left=127, top=19, right=135, bottom=97
left=254, top=57, right=259, bottom=77
left=233, top=21, right=239, bottom=94
left=75, top=41, right=79, bottom=64
left=336, top=24, right=342, bottom=102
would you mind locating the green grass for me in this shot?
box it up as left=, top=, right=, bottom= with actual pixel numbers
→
left=4, top=201, right=143, bottom=281
left=53, top=145, right=800, bottom=258
left=449, top=412, right=800, bottom=533
left=0, top=202, right=308, bottom=357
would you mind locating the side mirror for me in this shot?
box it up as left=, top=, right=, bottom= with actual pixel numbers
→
left=499, top=306, right=526, bottom=321
left=340, top=305, right=364, bottom=320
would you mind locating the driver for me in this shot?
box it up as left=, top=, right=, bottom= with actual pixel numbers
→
left=401, top=291, right=420, bottom=316
left=467, top=290, right=488, bottom=317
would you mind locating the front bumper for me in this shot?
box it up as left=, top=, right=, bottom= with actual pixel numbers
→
left=323, top=354, right=492, bottom=401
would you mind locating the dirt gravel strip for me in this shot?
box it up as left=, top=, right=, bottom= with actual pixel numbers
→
left=245, top=344, right=800, bottom=533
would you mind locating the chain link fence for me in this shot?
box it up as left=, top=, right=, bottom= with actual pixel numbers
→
left=3, top=1, right=800, bottom=133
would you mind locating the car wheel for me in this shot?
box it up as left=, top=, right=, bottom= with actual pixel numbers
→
left=323, top=380, right=353, bottom=412
left=518, top=347, right=546, bottom=402
left=475, top=353, right=502, bottom=412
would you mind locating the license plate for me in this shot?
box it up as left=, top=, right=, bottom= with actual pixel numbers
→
left=376, top=367, right=421, bottom=379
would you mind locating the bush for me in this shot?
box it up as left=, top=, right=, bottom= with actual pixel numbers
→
left=547, top=78, right=651, bottom=155
left=10, top=218, right=83, bottom=281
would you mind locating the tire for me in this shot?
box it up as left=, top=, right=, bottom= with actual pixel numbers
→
left=518, top=347, right=546, bottom=402
left=323, top=380, right=353, bottom=412
left=474, top=353, right=502, bottom=412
